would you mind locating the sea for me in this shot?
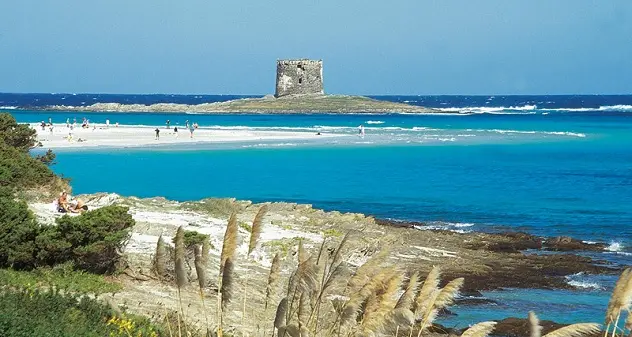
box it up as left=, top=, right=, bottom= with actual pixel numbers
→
left=3, top=93, right=632, bottom=327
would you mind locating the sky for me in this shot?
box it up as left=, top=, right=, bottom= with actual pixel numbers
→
left=1, top=0, right=631, bottom=95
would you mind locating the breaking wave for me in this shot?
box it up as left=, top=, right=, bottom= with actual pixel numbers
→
left=467, top=129, right=587, bottom=138
left=565, top=272, right=604, bottom=290
left=414, top=222, right=475, bottom=234
left=606, top=241, right=624, bottom=252
left=438, top=105, right=537, bottom=114
left=0, top=106, right=17, bottom=110
left=366, top=120, right=385, bottom=124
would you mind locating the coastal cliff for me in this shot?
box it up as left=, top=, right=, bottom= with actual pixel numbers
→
left=45, top=95, right=439, bottom=114
left=26, top=193, right=619, bottom=334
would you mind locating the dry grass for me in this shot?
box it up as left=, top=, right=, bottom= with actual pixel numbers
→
left=544, top=324, right=602, bottom=337
left=529, top=311, right=542, bottom=337
left=148, top=209, right=624, bottom=337
left=152, top=234, right=168, bottom=279
left=604, top=268, right=632, bottom=337
left=266, top=253, right=282, bottom=310
left=248, top=205, right=268, bottom=255
left=460, top=322, right=497, bottom=337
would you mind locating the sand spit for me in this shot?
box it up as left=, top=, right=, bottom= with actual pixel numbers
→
left=33, top=124, right=344, bottom=149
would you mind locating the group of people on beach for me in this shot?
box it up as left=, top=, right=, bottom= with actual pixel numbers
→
left=54, top=191, right=87, bottom=213
left=155, top=119, right=199, bottom=140
left=42, top=116, right=121, bottom=142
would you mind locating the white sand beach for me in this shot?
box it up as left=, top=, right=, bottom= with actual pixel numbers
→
left=33, top=123, right=342, bottom=149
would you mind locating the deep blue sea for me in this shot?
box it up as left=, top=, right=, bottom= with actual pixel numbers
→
left=4, top=93, right=632, bottom=326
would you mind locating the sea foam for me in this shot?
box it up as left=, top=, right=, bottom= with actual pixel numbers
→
left=438, top=105, right=537, bottom=114
left=564, top=272, right=605, bottom=290
left=605, top=241, right=624, bottom=252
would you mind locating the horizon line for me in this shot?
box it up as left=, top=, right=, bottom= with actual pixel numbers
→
left=1, top=92, right=632, bottom=97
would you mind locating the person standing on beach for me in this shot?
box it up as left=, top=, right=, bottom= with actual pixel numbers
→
left=358, top=124, right=365, bottom=138
left=174, top=127, right=179, bottom=138
left=48, top=117, right=52, bottom=125
left=185, top=120, right=189, bottom=129
left=166, top=120, right=170, bottom=129
left=189, top=124, right=194, bottom=138
left=66, top=118, right=70, bottom=128
left=155, top=128, right=160, bottom=140
left=106, top=119, right=110, bottom=128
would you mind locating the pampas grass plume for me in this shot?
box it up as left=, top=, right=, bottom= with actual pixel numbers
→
left=529, top=311, right=542, bottom=337
left=543, top=323, right=602, bottom=337
left=220, top=212, right=238, bottom=274
left=434, top=277, right=464, bottom=308
left=174, top=226, right=187, bottom=288
left=193, top=244, right=206, bottom=290
left=605, top=268, right=631, bottom=324
left=248, top=205, right=268, bottom=255
left=152, top=234, right=168, bottom=278
left=274, top=297, right=288, bottom=329
left=221, top=258, right=235, bottom=309
left=414, top=266, right=441, bottom=314
left=265, top=253, right=282, bottom=310
left=298, top=239, right=308, bottom=264
left=461, top=322, right=497, bottom=337
left=395, top=272, right=419, bottom=310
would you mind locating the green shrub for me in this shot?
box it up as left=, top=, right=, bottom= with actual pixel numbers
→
left=0, top=187, right=41, bottom=269
left=35, top=149, right=56, bottom=166
left=0, top=113, right=38, bottom=152
left=0, top=263, right=122, bottom=295
left=36, top=205, right=135, bottom=273
left=0, top=142, right=55, bottom=189
left=0, top=288, right=162, bottom=337
left=174, top=230, right=210, bottom=249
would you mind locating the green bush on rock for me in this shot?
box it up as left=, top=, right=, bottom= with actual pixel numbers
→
left=0, top=187, right=41, bottom=269
left=0, top=187, right=134, bottom=273
left=37, top=205, right=135, bottom=273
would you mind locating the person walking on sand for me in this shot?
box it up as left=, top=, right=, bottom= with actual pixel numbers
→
left=166, top=120, right=171, bottom=129
left=185, top=120, right=189, bottom=129
left=155, top=128, right=160, bottom=140
left=174, top=126, right=179, bottom=138
left=358, top=124, right=365, bottom=138
left=66, top=118, right=70, bottom=128
left=106, top=119, right=110, bottom=128
left=189, top=124, right=195, bottom=138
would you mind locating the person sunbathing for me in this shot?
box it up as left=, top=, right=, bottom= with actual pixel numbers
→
left=57, top=191, right=70, bottom=213
left=56, top=191, right=88, bottom=213
left=68, top=196, right=88, bottom=213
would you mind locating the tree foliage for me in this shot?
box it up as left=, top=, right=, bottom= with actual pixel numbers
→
left=36, top=206, right=135, bottom=273
left=0, top=113, right=38, bottom=152
left=0, top=113, right=55, bottom=189
left=0, top=187, right=41, bottom=269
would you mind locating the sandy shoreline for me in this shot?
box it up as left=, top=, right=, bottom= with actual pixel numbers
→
left=34, top=123, right=343, bottom=149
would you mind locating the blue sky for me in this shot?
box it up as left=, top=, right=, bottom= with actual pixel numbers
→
left=1, top=0, right=631, bottom=95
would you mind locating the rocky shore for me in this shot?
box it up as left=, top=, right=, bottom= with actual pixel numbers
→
left=28, top=194, right=618, bottom=333
left=41, top=95, right=440, bottom=114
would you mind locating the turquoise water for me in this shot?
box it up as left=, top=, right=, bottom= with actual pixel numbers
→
left=9, top=100, right=632, bottom=326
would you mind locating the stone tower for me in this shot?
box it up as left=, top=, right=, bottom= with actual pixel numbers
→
left=275, top=59, right=324, bottom=98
